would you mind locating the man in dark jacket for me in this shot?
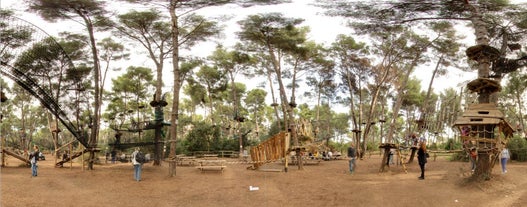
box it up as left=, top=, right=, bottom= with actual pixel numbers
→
left=417, top=142, right=427, bottom=180
left=347, top=143, right=357, bottom=174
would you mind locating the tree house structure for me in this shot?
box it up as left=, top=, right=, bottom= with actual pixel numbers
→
left=453, top=79, right=514, bottom=175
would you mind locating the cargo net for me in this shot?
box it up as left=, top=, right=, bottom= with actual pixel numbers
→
left=0, top=13, right=91, bottom=146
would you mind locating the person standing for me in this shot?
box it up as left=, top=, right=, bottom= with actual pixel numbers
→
left=389, top=148, right=395, bottom=165
left=29, top=145, right=39, bottom=177
left=501, top=146, right=510, bottom=174
left=469, top=148, right=477, bottom=172
left=131, top=147, right=142, bottom=181
left=417, top=142, right=427, bottom=180
left=347, top=143, right=357, bottom=174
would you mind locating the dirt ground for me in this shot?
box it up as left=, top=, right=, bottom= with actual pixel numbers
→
left=1, top=153, right=526, bottom=207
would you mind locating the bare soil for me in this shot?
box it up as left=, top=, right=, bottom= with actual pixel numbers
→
left=1, top=153, right=526, bottom=207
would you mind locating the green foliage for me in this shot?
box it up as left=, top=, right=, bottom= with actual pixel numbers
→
left=442, top=139, right=466, bottom=162
left=328, top=141, right=347, bottom=155
left=428, top=142, right=438, bottom=150
left=508, top=136, right=527, bottom=162
left=443, top=138, right=462, bottom=150
left=267, top=120, right=285, bottom=137
left=366, top=141, right=376, bottom=151
left=401, top=77, right=423, bottom=108
left=450, top=151, right=469, bottom=162
left=183, top=122, right=220, bottom=152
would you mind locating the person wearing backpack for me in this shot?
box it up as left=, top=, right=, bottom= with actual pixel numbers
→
left=29, top=145, right=39, bottom=177
left=131, top=147, right=143, bottom=182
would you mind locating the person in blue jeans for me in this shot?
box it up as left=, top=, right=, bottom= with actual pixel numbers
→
left=131, top=147, right=142, bottom=181
left=347, top=143, right=357, bottom=174
left=501, top=146, right=510, bottom=174
left=469, top=148, right=477, bottom=172
left=29, top=145, right=39, bottom=177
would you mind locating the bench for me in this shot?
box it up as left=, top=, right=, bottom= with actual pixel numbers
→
left=218, top=151, right=239, bottom=158
left=196, top=160, right=227, bottom=173
left=196, top=165, right=227, bottom=172
left=176, top=156, right=197, bottom=166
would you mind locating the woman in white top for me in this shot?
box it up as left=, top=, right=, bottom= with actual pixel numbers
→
left=131, top=147, right=142, bottom=181
left=501, top=147, right=510, bottom=174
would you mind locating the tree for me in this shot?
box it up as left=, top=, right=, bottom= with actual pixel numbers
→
left=116, top=9, right=175, bottom=165
left=302, top=42, right=336, bottom=142
left=199, top=64, right=227, bottom=116
left=238, top=12, right=308, bottom=169
left=122, top=0, right=290, bottom=176
left=330, top=34, right=370, bottom=152
left=502, top=71, right=527, bottom=135
left=27, top=0, right=113, bottom=170
left=97, top=37, right=129, bottom=96
left=0, top=10, right=33, bottom=62
left=14, top=33, right=90, bottom=162
left=116, top=8, right=221, bottom=165
left=317, top=0, right=527, bottom=180
left=356, top=26, right=406, bottom=159
left=244, top=88, right=268, bottom=139
left=209, top=45, right=253, bottom=156
left=106, top=66, right=155, bottom=118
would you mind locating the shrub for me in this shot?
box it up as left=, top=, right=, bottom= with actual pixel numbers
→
left=443, top=138, right=462, bottom=150
left=508, top=136, right=527, bottom=162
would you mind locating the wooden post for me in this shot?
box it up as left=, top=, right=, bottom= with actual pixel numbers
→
left=284, top=132, right=290, bottom=172
left=69, top=143, right=72, bottom=170
left=379, top=146, right=391, bottom=172
left=82, top=147, right=85, bottom=171
left=408, top=147, right=417, bottom=163
left=1, top=134, right=4, bottom=167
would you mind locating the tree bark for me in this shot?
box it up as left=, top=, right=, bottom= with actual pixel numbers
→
left=82, top=14, right=101, bottom=170
left=168, top=0, right=181, bottom=177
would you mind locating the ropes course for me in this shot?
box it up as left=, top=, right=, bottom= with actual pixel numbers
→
left=0, top=14, right=92, bottom=147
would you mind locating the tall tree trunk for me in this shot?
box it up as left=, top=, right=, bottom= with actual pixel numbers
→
left=229, top=71, right=243, bottom=157
left=47, top=113, right=59, bottom=161
left=85, top=17, right=101, bottom=171
left=516, top=94, right=525, bottom=133
left=267, top=71, right=282, bottom=130
left=343, top=70, right=359, bottom=146
left=360, top=82, right=386, bottom=158
left=316, top=82, right=321, bottom=141
left=153, top=57, right=164, bottom=166
left=168, top=0, right=181, bottom=177
left=267, top=44, right=303, bottom=170
left=467, top=2, right=494, bottom=179
left=421, top=56, right=443, bottom=122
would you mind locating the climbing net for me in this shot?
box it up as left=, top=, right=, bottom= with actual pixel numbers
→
left=0, top=13, right=91, bottom=146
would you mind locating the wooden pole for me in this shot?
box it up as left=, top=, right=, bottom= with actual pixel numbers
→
left=82, top=147, right=85, bottom=171
left=69, top=143, right=72, bottom=169
left=1, top=133, right=4, bottom=167
left=284, top=132, right=290, bottom=172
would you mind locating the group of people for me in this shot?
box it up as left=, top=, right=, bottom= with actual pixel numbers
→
left=26, top=142, right=513, bottom=181
left=345, top=140, right=427, bottom=178
left=305, top=150, right=341, bottom=160
left=469, top=146, right=510, bottom=174
left=348, top=136, right=510, bottom=180
left=27, top=145, right=145, bottom=182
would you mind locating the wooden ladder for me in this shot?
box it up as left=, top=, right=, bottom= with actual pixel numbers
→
left=396, top=149, right=408, bottom=173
